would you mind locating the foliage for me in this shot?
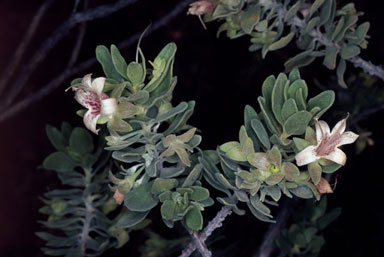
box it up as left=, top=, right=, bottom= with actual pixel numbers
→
left=38, top=39, right=358, bottom=256
left=37, top=123, right=117, bottom=257
left=205, top=0, right=370, bottom=87
left=275, top=196, right=341, bottom=257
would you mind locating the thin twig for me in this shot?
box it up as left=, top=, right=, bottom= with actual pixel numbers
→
left=0, top=0, right=138, bottom=111
left=179, top=206, right=232, bottom=257
left=350, top=56, right=384, bottom=81
left=0, top=0, right=56, bottom=96
left=253, top=199, right=292, bottom=257
left=67, top=0, right=89, bottom=68
left=0, top=0, right=193, bottom=123
left=348, top=103, right=384, bottom=127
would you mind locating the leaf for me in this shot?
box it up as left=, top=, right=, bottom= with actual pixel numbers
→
left=308, top=162, right=322, bottom=185
left=349, top=22, right=370, bottom=45
left=251, top=119, right=271, bottom=149
left=323, top=46, right=339, bottom=70
left=331, top=16, right=345, bottom=41
left=124, top=182, right=159, bottom=212
left=96, top=45, right=124, bottom=81
left=285, top=50, right=316, bottom=71
left=161, top=199, right=176, bottom=220
left=239, top=126, right=254, bottom=154
left=155, top=102, right=188, bottom=123
left=189, top=186, right=210, bottom=201
left=288, top=68, right=301, bottom=82
left=110, top=44, right=128, bottom=79
left=268, top=32, right=295, bottom=51
left=282, top=162, right=300, bottom=181
left=283, top=111, right=312, bottom=136
left=220, top=141, right=240, bottom=153
left=126, top=62, right=144, bottom=85
left=290, top=185, right=313, bottom=199
left=151, top=178, right=178, bottom=194
left=309, top=0, right=325, bottom=18
left=115, top=210, right=149, bottom=228
left=182, top=164, right=203, bottom=187
left=186, top=206, right=203, bottom=230
left=271, top=73, right=287, bottom=125
left=340, top=45, right=360, bottom=59
left=319, top=0, right=333, bottom=25
left=244, top=105, right=261, bottom=151
left=69, top=128, right=94, bottom=155
left=281, top=98, right=299, bottom=121
left=226, top=145, right=247, bottom=161
left=287, top=79, right=308, bottom=100
left=240, top=5, right=260, bottom=34
left=307, top=90, right=335, bottom=118
left=46, top=125, right=67, bottom=151
left=43, top=152, right=75, bottom=172
left=336, top=58, right=347, bottom=88
left=214, top=173, right=236, bottom=190
left=317, top=207, right=341, bottom=230
left=250, top=194, right=272, bottom=217
left=247, top=202, right=275, bottom=223
left=293, top=137, right=311, bottom=151
left=305, top=17, right=320, bottom=34
left=285, top=1, right=301, bottom=22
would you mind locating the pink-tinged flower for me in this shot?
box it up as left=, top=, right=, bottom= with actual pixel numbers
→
left=71, top=74, right=117, bottom=134
left=187, top=1, right=215, bottom=16
left=296, top=117, right=359, bottom=166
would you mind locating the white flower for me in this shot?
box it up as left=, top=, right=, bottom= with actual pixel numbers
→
left=71, top=74, right=117, bottom=134
left=295, top=117, right=359, bottom=166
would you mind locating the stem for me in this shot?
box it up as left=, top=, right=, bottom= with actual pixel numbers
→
left=179, top=206, right=232, bottom=257
left=80, top=168, right=95, bottom=257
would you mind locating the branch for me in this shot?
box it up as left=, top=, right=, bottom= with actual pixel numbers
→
left=252, top=199, right=292, bottom=257
left=273, top=0, right=384, bottom=83
left=179, top=206, right=232, bottom=257
left=0, top=0, right=56, bottom=96
left=349, top=103, right=384, bottom=127
left=0, top=0, right=193, bottom=123
left=349, top=56, right=384, bottom=81
left=0, top=0, right=139, bottom=111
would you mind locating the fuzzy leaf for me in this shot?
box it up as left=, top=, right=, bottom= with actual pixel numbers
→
left=43, top=152, right=75, bottom=172
left=186, top=206, right=203, bottom=230
left=283, top=111, right=312, bottom=136
left=251, top=119, right=270, bottom=149
left=307, top=90, right=335, bottom=118
left=69, top=128, right=94, bottom=155
left=124, top=182, right=159, bottom=212
left=115, top=210, right=149, bottom=228
left=111, top=44, right=128, bottom=79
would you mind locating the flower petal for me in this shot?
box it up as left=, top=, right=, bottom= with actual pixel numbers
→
left=331, top=117, right=347, bottom=136
left=339, top=131, right=359, bottom=146
left=91, top=77, right=106, bottom=95
left=101, top=98, right=118, bottom=116
left=315, top=120, right=330, bottom=144
left=324, top=148, right=347, bottom=165
left=82, top=74, right=92, bottom=88
left=295, top=145, right=319, bottom=166
left=247, top=152, right=269, bottom=170
left=83, top=110, right=100, bottom=134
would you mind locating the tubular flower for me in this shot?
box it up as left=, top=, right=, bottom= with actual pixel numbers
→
left=187, top=0, right=215, bottom=16
left=295, top=117, right=359, bottom=166
left=71, top=74, right=117, bottom=134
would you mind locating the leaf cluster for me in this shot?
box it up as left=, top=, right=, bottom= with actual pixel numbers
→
left=275, top=197, right=341, bottom=257
left=206, top=0, right=370, bottom=87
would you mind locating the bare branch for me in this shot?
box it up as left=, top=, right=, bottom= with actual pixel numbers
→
left=0, top=0, right=193, bottom=123
left=0, top=0, right=56, bottom=96
left=350, top=56, right=384, bottom=82
left=179, top=206, right=232, bottom=257
left=0, top=0, right=139, bottom=111
left=349, top=103, right=384, bottom=127
left=67, top=0, right=89, bottom=68
left=253, top=199, right=292, bottom=257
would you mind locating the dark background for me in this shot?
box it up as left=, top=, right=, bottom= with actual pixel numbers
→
left=0, top=0, right=383, bottom=256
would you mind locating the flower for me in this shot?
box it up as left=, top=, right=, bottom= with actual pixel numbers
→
left=247, top=146, right=300, bottom=185
left=71, top=74, right=117, bottom=134
left=295, top=117, right=359, bottom=166
left=187, top=0, right=215, bottom=16
left=160, top=128, right=197, bottom=167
